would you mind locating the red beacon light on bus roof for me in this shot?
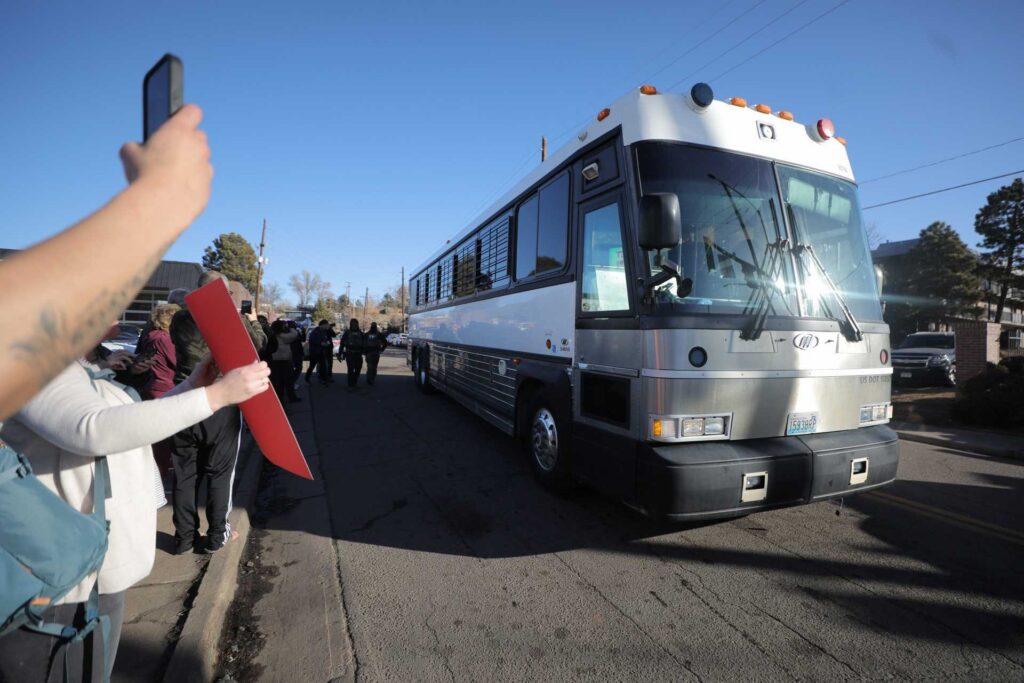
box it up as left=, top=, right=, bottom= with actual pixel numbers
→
left=816, top=118, right=835, bottom=141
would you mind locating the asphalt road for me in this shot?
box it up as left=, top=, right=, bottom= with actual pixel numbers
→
left=245, top=350, right=1024, bottom=682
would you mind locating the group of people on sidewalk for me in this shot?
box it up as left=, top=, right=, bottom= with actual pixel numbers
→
left=294, top=318, right=389, bottom=390
left=0, top=269, right=270, bottom=680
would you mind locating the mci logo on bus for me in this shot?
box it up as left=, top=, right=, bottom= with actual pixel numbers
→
left=793, top=333, right=820, bottom=350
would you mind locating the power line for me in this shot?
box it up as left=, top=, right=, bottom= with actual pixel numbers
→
left=859, top=136, right=1024, bottom=184
left=862, top=170, right=1024, bottom=210
left=711, top=0, right=854, bottom=81
left=668, top=0, right=813, bottom=91
left=638, top=0, right=743, bottom=83
left=642, top=0, right=766, bottom=85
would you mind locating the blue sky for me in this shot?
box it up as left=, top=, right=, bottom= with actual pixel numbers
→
left=2, top=0, right=1022, bottom=304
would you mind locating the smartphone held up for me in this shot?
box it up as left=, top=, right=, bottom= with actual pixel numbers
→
left=143, top=53, right=183, bottom=141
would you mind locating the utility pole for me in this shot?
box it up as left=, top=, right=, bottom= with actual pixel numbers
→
left=400, top=266, right=406, bottom=333
left=253, top=219, right=268, bottom=314
left=541, top=136, right=547, bottom=163
left=344, top=282, right=352, bottom=323
left=363, top=286, right=369, bottom=322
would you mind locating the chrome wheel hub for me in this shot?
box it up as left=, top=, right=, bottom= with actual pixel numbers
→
left=531, top=408, right=558, bottom=472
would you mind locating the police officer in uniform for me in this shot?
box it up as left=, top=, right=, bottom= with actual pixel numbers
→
left=364, top=322, right=388, bottom=386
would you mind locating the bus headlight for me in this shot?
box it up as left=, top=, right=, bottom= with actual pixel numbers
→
left=649, top=414, right=731, bottom=442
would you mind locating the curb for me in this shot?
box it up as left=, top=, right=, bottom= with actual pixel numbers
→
left=893, top=426, right=1024, bottom=460
left=162, top=433, right=264, bottom=682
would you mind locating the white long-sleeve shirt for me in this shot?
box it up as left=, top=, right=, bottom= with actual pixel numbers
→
left=0, top=361, right=214, bottom=602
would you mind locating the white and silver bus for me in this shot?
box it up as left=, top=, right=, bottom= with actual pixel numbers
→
left=407, top=83, right=898, bottom=520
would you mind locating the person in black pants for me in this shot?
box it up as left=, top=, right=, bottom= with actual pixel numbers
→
left=269, top=319, right=301, bottom=403
left=340, top=319, right=365, bottom=389
left=364, top=322, right=388, bottom=386
left=168, top=271, right=268, bottom=554
left=170, top=405, right=241, bottom=553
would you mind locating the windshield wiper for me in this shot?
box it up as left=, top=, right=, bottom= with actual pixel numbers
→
left=708, top=175, right=793, bottom=339
left=793, top=243, right=863, bottom=342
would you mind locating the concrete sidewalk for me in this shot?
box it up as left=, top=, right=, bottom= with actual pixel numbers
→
left=892, top=420, right=1024, bottom=459
left=112, top=429, right=263, bottom=682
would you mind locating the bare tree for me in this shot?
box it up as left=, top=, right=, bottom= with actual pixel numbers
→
left=865, top=222, right=885, bottom=250
left=261, top=281, right=285, bottom=308
left=288, top=270, right=332, bottom=307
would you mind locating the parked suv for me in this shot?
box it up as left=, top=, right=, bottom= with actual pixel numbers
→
left=892, top=332, right=956, bottom=387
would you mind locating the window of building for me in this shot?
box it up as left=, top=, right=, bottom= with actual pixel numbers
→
left=515, top=172, right=570, bottom=280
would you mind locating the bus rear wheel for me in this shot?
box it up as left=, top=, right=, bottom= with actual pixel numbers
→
left=527, top=394, right=570, bottom=491
left=414, top=347, right=435, bottom=394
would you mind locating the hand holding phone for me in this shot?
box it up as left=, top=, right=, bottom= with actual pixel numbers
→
left=143, top=54, right=183, bottom=142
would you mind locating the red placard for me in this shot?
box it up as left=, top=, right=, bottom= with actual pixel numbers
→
left=185, top=279, right=313, bottom=480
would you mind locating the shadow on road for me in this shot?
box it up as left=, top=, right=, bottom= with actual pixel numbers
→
left=256, top=351, right=1024, bottom=651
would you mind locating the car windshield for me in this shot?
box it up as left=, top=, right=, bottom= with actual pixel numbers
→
left=777, top=164, right=882, bottom=322
left=635, top=142, right=797, bottom=317
left=898, top=335, right=954, bottom=349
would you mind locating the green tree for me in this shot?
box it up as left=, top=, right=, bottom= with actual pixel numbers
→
left=904, top=222, right=981, bottom=327
left=312, top=297, right=337, bottom=323
left=975, top=178, right=1024, bottom=323
left=202, top=232, right=258, bottom=293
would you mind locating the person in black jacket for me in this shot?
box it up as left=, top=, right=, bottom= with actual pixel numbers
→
left=364, top=322, right=388, bottom=386
left=340, top=319, right=365, bottom=389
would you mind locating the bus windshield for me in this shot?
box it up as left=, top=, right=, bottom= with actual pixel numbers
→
left=635, top=142, right=798, bottom=317
left=635, top=142, right=882, bottom=323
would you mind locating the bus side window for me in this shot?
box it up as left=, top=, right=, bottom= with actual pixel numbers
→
left=515, top=172, right=570, bottom=281
left=580, top=202, right=628, bottom=313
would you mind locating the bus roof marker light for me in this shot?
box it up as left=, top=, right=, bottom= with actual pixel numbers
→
left=640, top=85, right=658, bottom=95
left=755, top=104, right=771, bottom=114
left=777, top=111, right=794, bottom=121
left=836, top=136, right=847, bottom=146
left=597, top=108, right=611, bottom=122
left=729, top=96, right=747, bottom=108
left=688, top=83, right=714, bottom=111
left=816, top=118, right=835, bottom=141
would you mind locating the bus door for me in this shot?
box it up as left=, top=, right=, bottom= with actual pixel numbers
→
left=572, top=192, right=643, bottom=499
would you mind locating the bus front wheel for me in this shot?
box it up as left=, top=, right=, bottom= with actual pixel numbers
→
left=527, top=394, right=571, bottom=491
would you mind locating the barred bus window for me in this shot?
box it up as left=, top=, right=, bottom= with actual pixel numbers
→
left=479, top=217, right=510, bottom=291
left=436, top=264, right=442, bottom=301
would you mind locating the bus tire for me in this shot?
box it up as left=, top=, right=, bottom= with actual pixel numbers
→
left=527, top=392, right=571, bottom=491
left=415, top=347, right=436, bottom=394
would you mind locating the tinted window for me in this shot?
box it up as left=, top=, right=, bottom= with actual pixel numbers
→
left=537, top=173, right=569, bottom=274
left=515, top=195, right=539, bottom=280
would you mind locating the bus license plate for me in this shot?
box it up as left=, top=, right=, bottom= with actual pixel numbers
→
left=786, top=412, right=818, bottom=436
left=900, top=372, right=912, bottom=378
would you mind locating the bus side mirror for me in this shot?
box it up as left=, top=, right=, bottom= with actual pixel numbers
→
left=639, top=193, right=682, bottom=251
left=874, top=265, right=884, bottom=296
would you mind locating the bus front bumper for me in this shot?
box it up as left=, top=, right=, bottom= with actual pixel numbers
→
left=636, top=425, right=899, bottom=521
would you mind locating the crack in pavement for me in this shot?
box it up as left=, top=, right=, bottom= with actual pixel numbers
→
left=344, top=497, right=408, bottom=533
left=423, top=598, right=456, bottom=683
left=732, top=523, right=1024, bottom=670
left=551, top=553, right=704, bottom=682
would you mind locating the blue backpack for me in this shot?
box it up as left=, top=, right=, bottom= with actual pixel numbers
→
left=0, top=443, right=111, bottom=678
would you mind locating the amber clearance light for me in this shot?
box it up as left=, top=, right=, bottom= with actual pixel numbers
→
left=730, top=97, right=747, bottom=107
left=640, top=84, right=658, bottom=95
left=754, top=103, right=771, bottom=114
left=777, top=111, right=794, bottom=121
left=597, top=108, right=611, bottom=122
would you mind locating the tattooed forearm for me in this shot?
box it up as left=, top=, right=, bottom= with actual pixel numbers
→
left=8, top=237, right=174, bottom=396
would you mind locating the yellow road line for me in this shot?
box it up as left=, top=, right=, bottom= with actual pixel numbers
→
left=866, top=490, right=1024, bottom=547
